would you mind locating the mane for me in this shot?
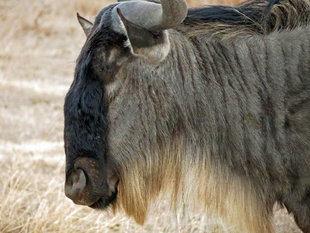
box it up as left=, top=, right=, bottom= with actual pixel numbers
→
left=180, top=0, right=310, bottom=37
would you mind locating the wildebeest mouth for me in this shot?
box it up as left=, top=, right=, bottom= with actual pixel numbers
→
left=89, top=188, right=118, bottom=209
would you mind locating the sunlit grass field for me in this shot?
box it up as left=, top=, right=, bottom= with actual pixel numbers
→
left=0, top=0, right=302, bottom=232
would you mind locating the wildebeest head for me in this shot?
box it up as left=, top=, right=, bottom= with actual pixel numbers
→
left=64, top=0, right=188, bottom=217
left=63, top=0, right=310, bottom=231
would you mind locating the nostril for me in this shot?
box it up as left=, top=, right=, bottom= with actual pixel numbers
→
left=65, top=168, right=87, bottom=203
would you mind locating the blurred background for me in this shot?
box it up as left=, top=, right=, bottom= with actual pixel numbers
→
left=0, top=0, right=302, bottom=232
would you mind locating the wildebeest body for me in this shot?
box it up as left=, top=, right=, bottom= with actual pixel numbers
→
left=64, top=0, right=310, bottom=232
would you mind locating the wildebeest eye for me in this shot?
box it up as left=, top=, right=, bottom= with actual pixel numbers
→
left=90, top=45, right=128, bottom=84
left=91, top=48, right=109, bottom=71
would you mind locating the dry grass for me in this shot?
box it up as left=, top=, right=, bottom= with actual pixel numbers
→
left=0, top=0, right=303, bottom=232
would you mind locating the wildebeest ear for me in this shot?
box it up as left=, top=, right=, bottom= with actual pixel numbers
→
left=77, top=13, right=93, bottom=37
left=117, top=8, right=170, bottom=64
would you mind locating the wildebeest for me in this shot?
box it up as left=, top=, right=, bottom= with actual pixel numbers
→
left=64, top=0, right=310, bottom=232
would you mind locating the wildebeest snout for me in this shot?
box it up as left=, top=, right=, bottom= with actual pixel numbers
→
left=65, top=157, right=106, bottom=206
left=65, top=168, right=87, bottom=204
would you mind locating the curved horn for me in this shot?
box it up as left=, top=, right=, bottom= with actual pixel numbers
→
left=115, top=0, right=188, bottom=30
left=159, top=0, right=188, bottom=30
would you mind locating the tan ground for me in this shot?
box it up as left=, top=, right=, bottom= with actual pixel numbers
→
left=0, top=0, right=303, bottom=232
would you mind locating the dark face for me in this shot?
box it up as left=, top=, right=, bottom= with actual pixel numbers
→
left=64, top=1, right=172, bottom=210
left=64, top=5, right=129, bottom=209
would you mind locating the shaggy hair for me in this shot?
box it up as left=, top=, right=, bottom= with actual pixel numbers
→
left=181, top=0, right=310, bottom=36
left=64, top=0, right=310, bottom=232
left=109, top=0, right=310, bottom=231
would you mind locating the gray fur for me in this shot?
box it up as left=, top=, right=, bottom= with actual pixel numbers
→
left=64, top=0, right=310, bottom=231
left=107, top=25, right=310, bottom=231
